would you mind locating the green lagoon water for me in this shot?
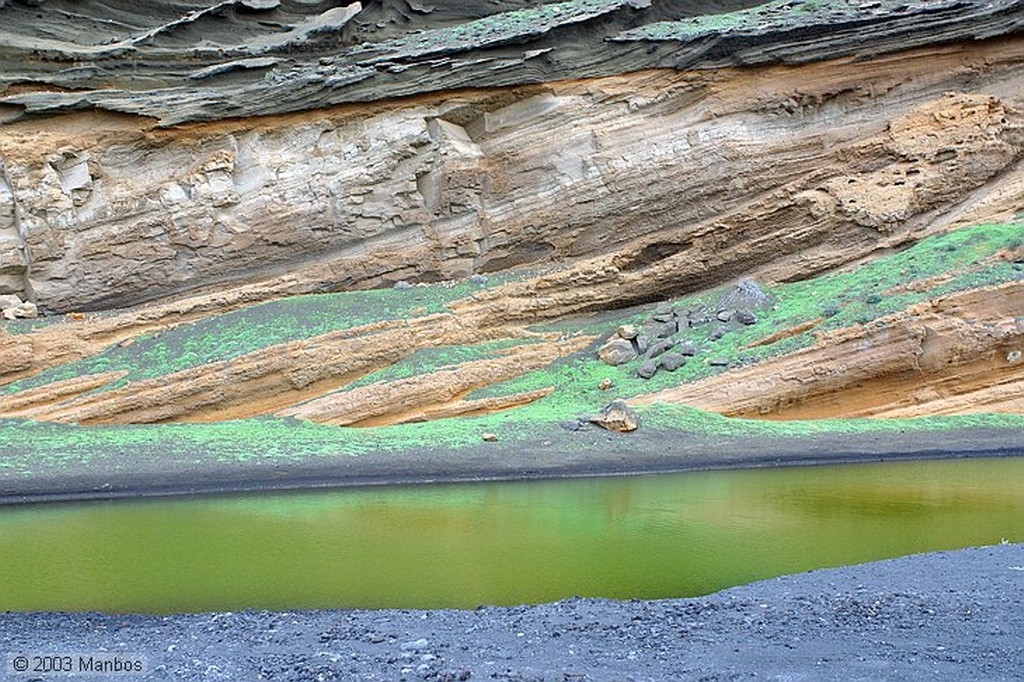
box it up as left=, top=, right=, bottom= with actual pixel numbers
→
left=1, top=457, right=1022, bottom=613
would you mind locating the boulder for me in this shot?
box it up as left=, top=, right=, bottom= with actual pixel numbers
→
left=589, top=399, right=639, bottom=433
left=655, top=321, right=677, bottom=339
left=598, top=338, right=637, bottom=366
left=2, top=301, right=38, bottom=319
left=0, top=294, right=23, bottom=310
left=635, top=334, right=651, bottom=353
left=636, top=359, right=658, bottom=379
left=644, top=339, right=674, bottom=360
left=660, top=352, right=686, bottom=371
left=687, top=307, right=711, bottom=327
left=678, top=341, right=698, bottom=356
left=616, top=324, right=638, bottom=340
left=735, top=310, right=758, bottom=325
left=717, top=279, right=772, bottom=313
left=652, top=302, right=674, bottom=322
left=716, top=308, right=735, bottom=323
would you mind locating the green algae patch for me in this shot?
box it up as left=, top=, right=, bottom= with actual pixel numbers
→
left=3, top=275, right=507, bottom=396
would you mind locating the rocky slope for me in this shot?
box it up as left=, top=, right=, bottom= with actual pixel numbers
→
left=1, top=0, right=1023, bottom=431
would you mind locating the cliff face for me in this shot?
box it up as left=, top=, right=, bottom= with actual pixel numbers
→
left=1, top=0, right=1023, bottom=427
left=2, top=38, right=1023, bottom=312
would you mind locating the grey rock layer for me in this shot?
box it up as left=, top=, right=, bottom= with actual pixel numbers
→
left=1, top=0, right=1023, bottom=126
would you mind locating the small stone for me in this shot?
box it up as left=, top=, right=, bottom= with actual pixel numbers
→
left=708, top=358, right=730, bottom=367
left=558, top=419, right=585, bottom=432
left=708, top=327, right=728, bottom=341
left=866, top=294, right=882, bottom=304
left=636, top=360, right=658, bottom=379
left=598, top=378, right=614, bottom=391
left=660, top=353, right=686, bottom=371
left=597, top=338, right=637, bottom=366
left=635, top=334, right=651, bottom=353
left=678, top=341, right=698, bottom=356
left=481, top=432, right=498, bottom=442
left=735, top=310, right=758, bottom=325
left=393, top=280, right=414, bottom=290
left=616, top=324, right=638, bottom=340
left=469, top=274, right=488, bottom=285
left=1008, top=350, right=1022, bottom=364
left=589, top=399, right=639, bottom=433
left=716, top=308, right=736, bottom=323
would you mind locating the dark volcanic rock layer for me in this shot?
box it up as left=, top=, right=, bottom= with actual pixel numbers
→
left=1, top=0, right=1022, bottom=125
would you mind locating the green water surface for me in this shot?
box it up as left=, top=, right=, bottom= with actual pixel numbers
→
left=1, top=457, right=1022, bottom=613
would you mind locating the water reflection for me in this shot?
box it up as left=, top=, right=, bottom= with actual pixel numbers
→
left=0, top=457, right=1021, bottom=613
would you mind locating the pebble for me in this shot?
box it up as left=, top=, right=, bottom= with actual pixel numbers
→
left=401, top=638, right=430, bottom=652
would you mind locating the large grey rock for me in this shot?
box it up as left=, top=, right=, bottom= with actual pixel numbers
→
left=644, top=339, right=674, bottom=360
left=735, top=310, right=758, bottom=325
left=660, top=352, right=686, bottom=372
left=717, top=279, right=772, bottom=314
left=636, top=359, right=659, bottom=379
left=678, top=341, right=698, bottom=356
left=598, top=338, right=637, bottom=366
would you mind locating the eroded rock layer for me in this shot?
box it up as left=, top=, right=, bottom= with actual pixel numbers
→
left=2, top=38, right=1023, bottom=314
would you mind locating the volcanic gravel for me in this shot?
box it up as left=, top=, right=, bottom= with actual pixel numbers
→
left=2, top=544, right=1022, bottom=681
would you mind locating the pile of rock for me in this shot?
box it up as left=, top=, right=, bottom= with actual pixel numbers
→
left=0, top=294, right=38, bottom=320
left=596, top=280, right=771, bottom=380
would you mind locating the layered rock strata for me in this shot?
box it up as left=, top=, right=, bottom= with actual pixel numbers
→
left=1, top=40, right=1022, bottom=313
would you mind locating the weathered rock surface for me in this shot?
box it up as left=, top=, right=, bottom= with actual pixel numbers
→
left=0, top=6, right=1021, bottom=312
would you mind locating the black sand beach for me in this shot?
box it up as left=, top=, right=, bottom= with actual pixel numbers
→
left=2, top=544, right=1021, bottom=681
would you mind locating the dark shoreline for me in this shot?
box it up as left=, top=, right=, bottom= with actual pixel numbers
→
left=3, top=424, right=1022, bottom=505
